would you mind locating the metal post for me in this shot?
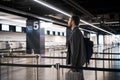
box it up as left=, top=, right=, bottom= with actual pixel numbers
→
left=103, top=50, right=105, bottom=80
left=108, top=48, right=111, bottom=79
left=53, top=48, right=55, bottom=64
left=10, top=50, right=14, bottom=64
left=33, top=53, right=36, bottom=80
left=49, top=48, right=52, bottom=64
left=55, top=63, right=60, bottom=80
left=108, top=48, right=110, bottom=68
left=61, top=52, right=64, bottom=76
left=11, top=50, right=13, bottom=80
left=0, top=56, right=1, bottom=80
left=36, top=55, right=39, bottom=80
left=31, top=53, right=33, bottom=80
left=111, top=48, right=112, bottom=68
left=11, top=51, right=14, bottom=80
left=95, top=52, right=97, bottom=80
left=7, top=56, right=9, bottom=80
left=118, top=44, right=120, bottom=52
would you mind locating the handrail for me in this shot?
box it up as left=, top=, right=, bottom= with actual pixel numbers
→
left=0, top=50, right=26, bottom=53
left=103, top=45, right=118, bottom=51
left=91, top=58, right=120, bottom=61
left=0, top=63, right=52, bottom=68
left=0, top=55, right=39, bottom=58
left=41, top=56, right=120, bottom=61
left=41, top=56, right=66, bottom=59
left=94, top=52, right=120, bottom=55
left=1, top=63, right=120, bottom=72
left=60, top=65, right=120, bottom=72
left=93, top=45, right=101, bottom=48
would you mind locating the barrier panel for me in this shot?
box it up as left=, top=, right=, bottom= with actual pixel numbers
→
left=0, top=55, right=39, bottom=80
left=0, top=45, right=120, bottom=80
left=1, top=63, right=120, bottom=80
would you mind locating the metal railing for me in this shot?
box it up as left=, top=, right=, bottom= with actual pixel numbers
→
left=40, top=44, right=120, bottom=80
left=0, top=54, right=39, bottom=80
left=0, top=45, right=120, bottom=80
left=1, top=63, right=120, bottom=80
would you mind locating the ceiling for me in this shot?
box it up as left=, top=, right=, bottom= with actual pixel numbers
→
left=0, top=11, right=26, bottom=27
left=0, top=0, right=120, bottom=34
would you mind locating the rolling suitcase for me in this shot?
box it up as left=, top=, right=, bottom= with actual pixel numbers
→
left=65, top=70, right=84, bottom=80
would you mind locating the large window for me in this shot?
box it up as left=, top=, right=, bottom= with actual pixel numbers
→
left=53, top=31, right=55, bottom=35
left=2, top=24, right=9, bottom=31
left=22, top=27, right=26, bottom=33
left=9, top=25, right=16, bottom=32
left=47, top=30, right=50, bottom=35
left=0, top=24, right=1, bottom=31
left=99, top=35, right=103, bottom=45
left=16, top=26, right=22, bottom=32
left=62, top=32, right=64, bottom=36
left=58, top=32, right=60, bottom=36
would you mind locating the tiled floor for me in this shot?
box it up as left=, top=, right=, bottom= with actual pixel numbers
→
left=0, top=46, right=120, bottom=80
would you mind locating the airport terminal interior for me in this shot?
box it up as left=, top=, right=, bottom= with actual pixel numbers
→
left=0, top=0, right=120, bottom=80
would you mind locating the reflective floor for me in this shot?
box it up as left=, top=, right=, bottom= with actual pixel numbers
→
left=1, top=46, right=120, bottom=80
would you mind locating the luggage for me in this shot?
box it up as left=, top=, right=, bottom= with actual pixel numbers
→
left=84, top=37, right=93, bottom=64
left=65, top=70, right=84, bottom=80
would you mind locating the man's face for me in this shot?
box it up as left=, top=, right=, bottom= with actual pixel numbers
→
left=68, top=18, right=72, bottom=28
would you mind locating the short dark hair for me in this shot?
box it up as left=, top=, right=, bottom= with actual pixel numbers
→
left=71, top=15, right=80, bottom=26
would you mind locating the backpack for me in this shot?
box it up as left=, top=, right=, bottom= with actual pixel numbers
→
left=84, top=38, right=93, bottom=64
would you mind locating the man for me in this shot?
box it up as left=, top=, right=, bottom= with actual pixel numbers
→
left=66, top=15, right=86, bottom=80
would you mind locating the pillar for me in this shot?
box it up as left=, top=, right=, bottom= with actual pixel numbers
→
left=26, top=19, right=45, bottom=54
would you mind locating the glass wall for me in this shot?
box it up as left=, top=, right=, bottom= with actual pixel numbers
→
left=40, top=21, right=66, bottom=51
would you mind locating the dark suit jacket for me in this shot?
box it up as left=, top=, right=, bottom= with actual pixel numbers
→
left=66, top=27, right=86, bottom=67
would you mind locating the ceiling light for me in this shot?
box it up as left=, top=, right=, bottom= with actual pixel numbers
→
left=47, top=15, right=62, bottom=20
left=34, top=0, right=71, bottom=17
left=80, top=20, right=114, bottom=35
left=34, top=0, right=114, bottom=35
left=79, top=28, right=96, bottom=34
left=0, top=16, right=26, bottom=23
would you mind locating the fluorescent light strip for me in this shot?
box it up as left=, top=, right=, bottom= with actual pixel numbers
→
left=34, top=0, right=114, bottom=35
left=80, top=20, right=114, bottom=35
left=34, top=0, right=71, bottom=17
left=0, top=16, right=26, bottom=23
left=79, top=28, right=96, bottom=34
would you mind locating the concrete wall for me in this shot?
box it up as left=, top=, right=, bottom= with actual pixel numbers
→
left=0, top=32, right=26, bottom=41
left=0, top=31, right=26, bottom=49
left=45, top=35, right=66, bottom=47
